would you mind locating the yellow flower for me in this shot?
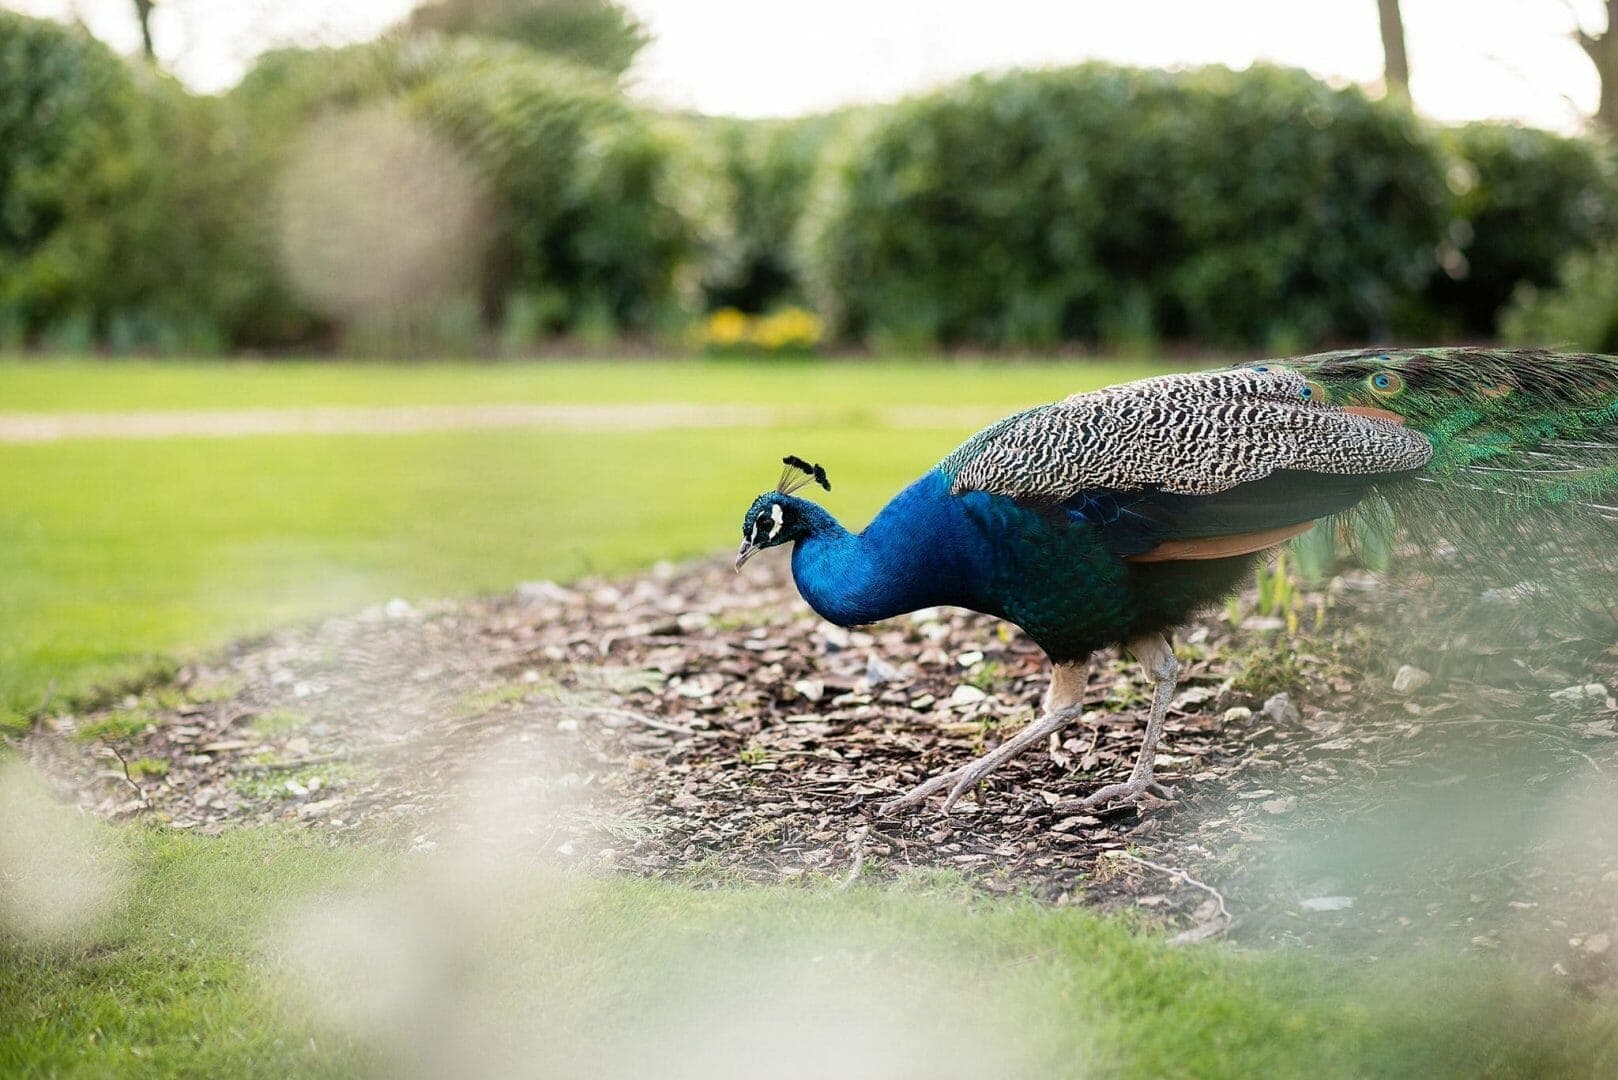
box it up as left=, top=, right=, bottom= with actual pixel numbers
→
left=705, top=307, right=751, bottom=347
left=748, top=306, right=823, bottom=351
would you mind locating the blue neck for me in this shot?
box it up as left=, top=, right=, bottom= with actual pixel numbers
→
left=789, top=471, right=990, bottom=627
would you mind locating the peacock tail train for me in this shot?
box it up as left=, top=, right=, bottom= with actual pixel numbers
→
left=1278, top=348, right=1618, bottom=630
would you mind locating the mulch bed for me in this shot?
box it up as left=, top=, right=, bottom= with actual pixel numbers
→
left=18, top=552, right=1618, bottom=984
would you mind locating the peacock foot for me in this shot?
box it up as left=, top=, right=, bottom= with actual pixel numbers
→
left=877, top=757, right=1002, bottom=815
left=1077, top=775, right=1177, bottom=809
left=876, top=703, right=1087, bottom=815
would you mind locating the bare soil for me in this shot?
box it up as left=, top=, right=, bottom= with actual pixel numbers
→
left=19, top=553, right=1618, bottom=986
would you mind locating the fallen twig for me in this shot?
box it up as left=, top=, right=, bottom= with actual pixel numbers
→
left=841, top=825, right=871, bottom=888
left=1113, top=851, right=1232, bottom=944
left=104, top=745, right=150, bottom=810
left=228, top=752, right=353, bottom=774
left=550, top=705, right=705, bottom=737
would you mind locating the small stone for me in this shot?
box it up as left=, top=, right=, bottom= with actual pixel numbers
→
left=298, top=797, right=342, bottom=818
left=383, top=598, right=414, bottom=619
left=1261, top=796, right=1297, bottom=815
left=1222, top=706, right=1253, bottom=724
left=864, top=657, right=901, bottom=687
left=792, top=678, right=826, bottom=703
left=909, top=693, right=936, bottom=711
left=516, top=580, right=574, bottom=605
left=956, top=650, right=985, bottom=668
left=948, top=685, right=989, bottom=708
left=676, top=612, right=712, bottom=633
left=1551, top=682, right=1608, bottom=703
left=284, top=779, right=309, bottom=797
left=1587, top=932, right=1612, bottom=955
left=1262, top=692, right=1300, bottom=725
left=1300, top=896, right=1354, bottom=912
left=1392, top=665, right=1431, bottom=695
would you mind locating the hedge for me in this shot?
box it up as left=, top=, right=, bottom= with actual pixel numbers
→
left=1424, top=122, right=1618, bottom=338
left=697, top=111, right=859, bottom=314
left=7, top=16, right=1617, bottom=355
left=0, top=13, right=259, bottom=349
left=799, top=64, right=1450, bottom=351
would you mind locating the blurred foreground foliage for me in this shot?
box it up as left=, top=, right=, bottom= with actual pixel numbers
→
left=404, top=0, right=649, bottom=79
left=4, top=8, right=1618, bottom=355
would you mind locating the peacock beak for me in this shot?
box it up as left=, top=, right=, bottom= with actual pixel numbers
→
left=734, top=539, right=759, bottom=571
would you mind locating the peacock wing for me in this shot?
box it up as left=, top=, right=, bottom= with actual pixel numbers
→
left=939, top=367, right=1433, bottom=563
left=941, top=367, right=1432, bottom=504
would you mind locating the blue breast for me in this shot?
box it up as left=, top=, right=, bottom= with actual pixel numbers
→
left=790, top=469, right=1127, bottom=632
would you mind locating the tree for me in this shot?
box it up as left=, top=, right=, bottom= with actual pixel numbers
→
left=1377, top=0, right=1410, bottom=98
left=403, top=0, right=649, bottom=78
left=133, top=0, right=155, bottom=61
left=1570, top=0, right=1618, bottom=134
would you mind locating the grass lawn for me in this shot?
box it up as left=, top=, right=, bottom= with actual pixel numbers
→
left=5, top=355, right=1618, bottom=1077
left=0, top=355, right=1184, bottom=412
left=6, top=817, right=1617, bottom=1079
left=0, top=356, right=1187, bottom=724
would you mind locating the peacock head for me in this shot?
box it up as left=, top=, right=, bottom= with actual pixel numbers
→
left=735, top=456, right=832, bottom=571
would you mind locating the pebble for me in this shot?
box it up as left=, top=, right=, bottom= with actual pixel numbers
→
left=1222, top=706, right=1253, bottom=724
left=1392, top=664, right=1431, bottom=695
left=516, top=580, right=574, bottom=605
left=792, top=678, right=826, bottom=703
left=1300, top=896, right=1354, bottom=912
left=948, top=684, right=989, bottom=708
left=864, top=657, right=901, bottom=687
left=1262, top=692, right=1300, bottom=725
left=1550, top=682, right=1608, bottom=703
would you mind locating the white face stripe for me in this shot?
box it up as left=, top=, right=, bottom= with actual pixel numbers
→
left=750, top=501, right=787, bottom=544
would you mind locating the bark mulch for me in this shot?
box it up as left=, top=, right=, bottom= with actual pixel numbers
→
left=18, top=553, right=1618, bottom=984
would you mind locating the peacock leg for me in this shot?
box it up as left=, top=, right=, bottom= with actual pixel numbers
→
left=877, top=659, right=1091, bottom=814
left=1078, top=633, right=1179, bottom=808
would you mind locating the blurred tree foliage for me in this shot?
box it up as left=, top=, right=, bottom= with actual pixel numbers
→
left=7, top=5, right=1618, bottom=355
left=402, top=0, right=647, bottom=78
left=800, top=64, right=1449, bottom=351
left=218, top=36, right=714, bottom=345
left=0, top=12, right=270, bottom=350
left=696, top=112, right=859, bottom=314
left=1424, top=123, right=1618, bottom=338
left=1502, top=243, right=1618, bottom=351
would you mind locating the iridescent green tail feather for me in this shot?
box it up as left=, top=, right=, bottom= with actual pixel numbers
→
left=1278, top=348, right=1618, bottom=629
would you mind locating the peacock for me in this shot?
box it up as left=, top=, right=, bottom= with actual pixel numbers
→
left=734, top=348, right=1618, bottom=813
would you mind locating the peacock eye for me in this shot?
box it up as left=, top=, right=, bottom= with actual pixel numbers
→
left=1299, top=379, right=1327, bottom=403
left=1368, top=371, right=1403, bottom=395
left=1251, top=365, right=1270, bottom=373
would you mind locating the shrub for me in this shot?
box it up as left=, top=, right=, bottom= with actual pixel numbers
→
left=698, top=112, right=858, bottom=314
left=0, top=13, right=275, bottom=350
left=1425, top=123, right=1618, bottom=338
left=406, top=39, right=716, bottom=338
left=225, top=36, right=716, bottom=346
left=403, top=0, right=649, bottom=79
left=1500, top=244, right=1618, bottom=351
left=800, top=64, right=1449, bottom=351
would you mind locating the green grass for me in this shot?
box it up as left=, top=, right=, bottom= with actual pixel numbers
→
left=5, top=821, right=1616, bottom=1079
left=0, top=356, right=1184, bottom=721
left=9, top=355, right=1618, bottom=1076
left=0, top=355, right=1184, bottom=412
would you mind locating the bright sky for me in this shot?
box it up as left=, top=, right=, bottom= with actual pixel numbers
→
left=6, top=0, right=1611, bottom=130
